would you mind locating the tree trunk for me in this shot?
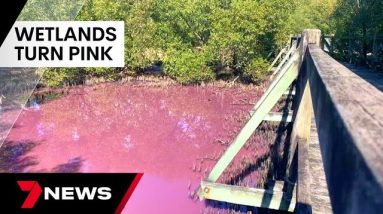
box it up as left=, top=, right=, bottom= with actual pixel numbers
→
left=361, top=26, right=368, bottom=66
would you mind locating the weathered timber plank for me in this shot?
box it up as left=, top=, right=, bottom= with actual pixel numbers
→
left=304, top=29, right=321, bottom=46
left=291, top=70, right=314, bottom=214
left=200, top=181, right=296, bottom=212
left=296, top=138, right=311, bottom=214
left=307, top=45, right=383, bottom=214
left=308, top=117, right=332, bottom=214
left=286, top=30, right=313, bottom=181
left=294, top=29, right=332, bottom=214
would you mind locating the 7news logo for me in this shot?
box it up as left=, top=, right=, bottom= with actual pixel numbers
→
left=17, top=180, right=112, bottom=209
left=0, top=173, right=141, bottom=213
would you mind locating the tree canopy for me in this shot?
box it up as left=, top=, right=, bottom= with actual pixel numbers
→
left=30, top=0, right=383, bottom=87
left=331, top=0, right=383, bottom=65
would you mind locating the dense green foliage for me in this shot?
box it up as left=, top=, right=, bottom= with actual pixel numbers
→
left=22, top=0, right=382, bottom=87
left=77, top=0, right=300, bottom=84
left=289, top=0, right=336, bottom=35
left=18, top=0, right=84, bottom=21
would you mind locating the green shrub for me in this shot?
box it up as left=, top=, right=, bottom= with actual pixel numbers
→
left=164, top=49, right=214, bottom=84
left=36, top=0, right=336, bottom=86
left=243, top=57, right=270, bottom=83
left=40, top=68, right=86, bottom=87
left=84, top=67, right=119, bottom=80
left=40, top=67, right=119, bottom=87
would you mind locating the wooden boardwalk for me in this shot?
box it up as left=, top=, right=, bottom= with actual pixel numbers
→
left=199, top=29, right=383, bottom=214
left=307, top=44, right=383, bottom=214
left=308, top=116, right=332, bottom=213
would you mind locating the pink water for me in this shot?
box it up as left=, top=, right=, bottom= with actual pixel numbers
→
left=3, top=83, right=271, bottom=213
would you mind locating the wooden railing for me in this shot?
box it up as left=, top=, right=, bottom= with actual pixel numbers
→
left=301, top=31, right=383, bottom=214
left=198, top=29, right=383, bottom=213
left=198, top=29, right=309, bottom=212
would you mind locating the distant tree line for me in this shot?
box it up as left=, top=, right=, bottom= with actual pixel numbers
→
left=330, top=0, right=383, bottom=67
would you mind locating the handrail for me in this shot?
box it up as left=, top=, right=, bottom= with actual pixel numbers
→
left=291, top=29, right=383, bottom=214
left=304, top=42, right=383, bottom=213
left=268, top=46, right=287, bottom=72
left=198, top=29, right=383, bottom=214
left=270, top=41, right=298, bottom=79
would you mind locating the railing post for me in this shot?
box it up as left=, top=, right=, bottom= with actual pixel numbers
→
left=304, top=29, right=321, bottom=47
left=286, top=29, right=322, bottom=214
left=286, top=29, right=320, bottom=181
